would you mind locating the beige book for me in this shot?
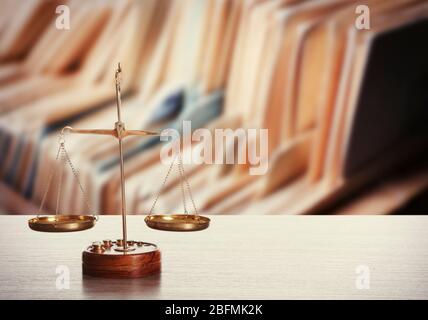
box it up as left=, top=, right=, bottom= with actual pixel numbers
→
left=138, top=0, right=184, bottom=101
left=199, top=0, right=241, bottom=93
left=225, top=0, right=267, bottom=117
left=0, top=0, right=53, bottom=60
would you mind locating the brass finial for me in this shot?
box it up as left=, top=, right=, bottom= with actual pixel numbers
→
left=115, top=62, right=122, bottom=87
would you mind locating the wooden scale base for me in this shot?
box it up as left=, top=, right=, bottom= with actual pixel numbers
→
left=82, top=240, right=161, bottom=278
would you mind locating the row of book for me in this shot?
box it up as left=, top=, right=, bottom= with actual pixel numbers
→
left=0, top=0, right=428, bottom=215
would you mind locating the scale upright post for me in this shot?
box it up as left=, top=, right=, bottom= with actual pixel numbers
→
left=64, top=63, right=161, bottom=278
left=114, top=63, right=130, bottom=252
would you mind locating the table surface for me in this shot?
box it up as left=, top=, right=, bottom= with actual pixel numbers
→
left=0, top=215, right=427, bottom=299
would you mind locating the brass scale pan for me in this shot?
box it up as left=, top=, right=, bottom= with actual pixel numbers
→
left=145, top=214, right=210, bottom=231
left=29, top=214, right=209, bottom=232
left=28, top=215, right=97, bottom=232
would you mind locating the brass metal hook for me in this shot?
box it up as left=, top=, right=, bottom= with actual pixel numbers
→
left=59, top=126, right=72, bottom=144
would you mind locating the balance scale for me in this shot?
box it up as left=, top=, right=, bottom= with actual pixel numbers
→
left=28, top=63, right=210, bottom=278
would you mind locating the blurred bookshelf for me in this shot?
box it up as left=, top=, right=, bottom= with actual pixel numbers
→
left=1, top=0, right=428, bottom=215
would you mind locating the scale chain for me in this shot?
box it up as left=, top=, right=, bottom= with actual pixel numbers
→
left=148, top=150, right=199, bottom=217
left=149, top=153, right=178, bottom=216
left=61, top=141, right=95, bottom=219
left=37, top=143, right=62, bottom=216
left=55, top=146, right=66, bottom=216
left=178, top=153, right=188, bottom=215
left=38, top=134, right=96, bottom=220
left=178, top=152, right=198, bottom=216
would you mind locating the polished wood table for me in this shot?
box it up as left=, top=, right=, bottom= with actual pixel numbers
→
left=0, top=215, right=427, bottom=299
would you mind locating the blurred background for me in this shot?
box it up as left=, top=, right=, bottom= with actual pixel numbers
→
left=0, top=0, right=428, bottom=216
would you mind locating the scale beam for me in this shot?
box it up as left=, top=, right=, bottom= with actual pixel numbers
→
left=123, top=129, right=160, bottom=137
left=62, top=126, right=160, bottom=139
left=61, top=126, right=116, bottom=137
